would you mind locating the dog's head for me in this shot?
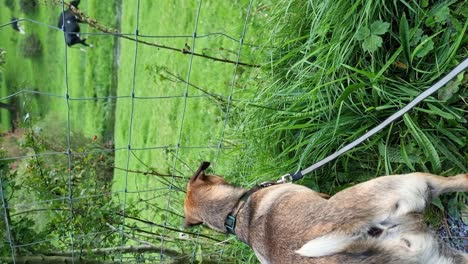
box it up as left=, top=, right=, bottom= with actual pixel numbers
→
left=184, top=161, right=229, bottom=228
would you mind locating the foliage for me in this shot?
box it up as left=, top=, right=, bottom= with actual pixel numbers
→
left=19, top=0, right=38, bottom=14
left=229, top=0, right=467, bottom=210
left=3, top=0, right=15, bottom=10
left=355, top=21, right=390, bottom=52
left=20, top=34, right=43, bottom=58
left=0, top=119, right=123, bottom=256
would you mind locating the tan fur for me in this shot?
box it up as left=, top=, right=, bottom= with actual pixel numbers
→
left=184, top=163, right=468, bottom=264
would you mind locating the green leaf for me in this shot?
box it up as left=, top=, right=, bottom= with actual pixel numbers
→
left=196, top=244, right=203, bottom=263
left=427, top=5, right=450, bottom=26
left=433, top=6, right=450, bottom=23
left=341, top=64, right=377, bottom=78
left=414, top=35, right=434, bottom=58
left=355, top=27, right=370, bottom=41
left=362, top=35, right=383, bottom=52
left=427, top=133, right=467, bottom=171
left=462, top=204, right=468, bottom=225
left=427, top=103, right=455, bottom=120
left=421, top=0, right=429, bottom=8
left=333, top=83, right=367, bottom=107
left=399, top=14, right=411, bottom=67
left=403, top=114, right=441, bottom=172
left=400, top=141, right=416, bottom=171
left=447, top=197, right=460, bottom=219
left=370, top=21, right=390, bottom=35
left=410, top=28, right=424, bottom=46
left=431, top=197, right=444, bottom=211
left=438, top=72, right=462, bottom=101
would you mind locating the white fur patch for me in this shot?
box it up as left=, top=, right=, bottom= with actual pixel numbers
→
left=392, top=176, right=428, bottom=216
left=295, top=234, right=354, bottom=257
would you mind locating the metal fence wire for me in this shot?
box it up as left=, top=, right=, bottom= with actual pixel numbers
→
left=1, top=1, right=467, bottom=264
left=0, top=0, right=255, bottom=263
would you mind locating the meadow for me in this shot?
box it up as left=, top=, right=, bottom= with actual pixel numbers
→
left=0, top=0, right=466, bottom=263
left=1, top=0, right=270, bottom=262
left=0, top=0, right=118, bottom=137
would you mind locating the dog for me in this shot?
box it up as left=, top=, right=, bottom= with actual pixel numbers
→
left=57, top=0, right=92, bottom=48
left=184, top=162, right=468, bottom=264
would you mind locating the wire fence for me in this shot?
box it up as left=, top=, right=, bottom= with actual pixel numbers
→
left=0, top=0, right=261, bottom=263
left=2, top=0, right=468, bottom=263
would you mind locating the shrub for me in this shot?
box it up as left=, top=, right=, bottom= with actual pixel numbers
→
left=4, top=0, right=15, bottom=10
left=20, top=34, right=43, bottom=58
left=19, top=0, right=38, bottom=14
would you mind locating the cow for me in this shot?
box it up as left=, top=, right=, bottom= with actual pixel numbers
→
left=57, top=0, right=92, bottom=47
left=11, top=18, right=25, bottom=34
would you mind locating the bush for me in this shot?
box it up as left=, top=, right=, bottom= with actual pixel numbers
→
left=4, top=0, right=15, bottom=10
left=20, top=34, right=42, bottom=58
left=19, top=0, right=38, bottom=14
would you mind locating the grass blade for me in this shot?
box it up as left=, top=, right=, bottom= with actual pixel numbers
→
left=403, top=114, right=441, bottom=172
left=399, top=13, right=412, bottom=69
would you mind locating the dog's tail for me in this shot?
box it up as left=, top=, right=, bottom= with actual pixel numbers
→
left=297, top=232, right=468, bottom=263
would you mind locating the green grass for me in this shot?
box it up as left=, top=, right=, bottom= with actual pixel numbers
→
left=2, top=0, right=271, bottom=261
left=2, top=0, right=466, bottom=263
left=0, top=1, right=117, bottom=139
left=230, top=0, right=468, bottom=191
left=112, top=1, right=272, bottom=261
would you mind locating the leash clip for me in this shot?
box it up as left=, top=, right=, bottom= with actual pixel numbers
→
left=277, top=174, right=293, bottom=184
left=259, top=181, right=276, bottom=188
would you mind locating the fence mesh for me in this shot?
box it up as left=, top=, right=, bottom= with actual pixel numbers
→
left=0, top=0, right=262, bottom=263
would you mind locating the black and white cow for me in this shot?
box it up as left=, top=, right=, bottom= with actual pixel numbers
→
left=11, top=17, right=25, bottom=34
left=57, top=0, right=91, bottom=47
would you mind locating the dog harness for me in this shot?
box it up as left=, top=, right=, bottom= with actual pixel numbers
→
left=224, top=181, right=280, bottom=235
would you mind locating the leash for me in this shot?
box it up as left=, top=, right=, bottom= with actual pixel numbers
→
left=224, top=58, right=467, bottom=236
left=277, top=58, right=468, bottom=183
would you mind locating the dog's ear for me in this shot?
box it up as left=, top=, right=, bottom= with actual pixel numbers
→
left=189, top=161, right=210, bottom=183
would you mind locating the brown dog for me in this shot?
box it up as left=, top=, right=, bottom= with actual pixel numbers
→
left=184, top=162, right=468, bottom=264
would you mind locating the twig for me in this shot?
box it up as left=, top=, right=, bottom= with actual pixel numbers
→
left=106, top=222, right=155, bottom=247
left=112, top=166, right=183, bottom=179
left=116, top=212, right=223, bottom=242
left=68, top=4, right=261, bottom=68
left=11, top=207, right=69, bottom=217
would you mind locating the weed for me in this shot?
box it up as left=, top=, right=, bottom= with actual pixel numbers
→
left=20, top=34, right=42, bottom=58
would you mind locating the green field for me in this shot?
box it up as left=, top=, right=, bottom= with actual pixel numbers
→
left=0, top=1, right=118, bottom=137
left=113, top=1, right=271, bottom=261
left=1, top=0, right=270, bottom=262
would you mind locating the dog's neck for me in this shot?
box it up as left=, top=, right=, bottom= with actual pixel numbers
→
left=200, top=184, right=247, bottom=233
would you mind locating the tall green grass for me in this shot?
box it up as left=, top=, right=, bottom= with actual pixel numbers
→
left=216, top=1, right=468, bottom=262
left=229, top=0, right=467, bottom=194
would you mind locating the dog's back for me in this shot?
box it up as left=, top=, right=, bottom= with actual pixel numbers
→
left=240, top=183, right=466, bottom=263
left=184, top=163, right=468, bottom=264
